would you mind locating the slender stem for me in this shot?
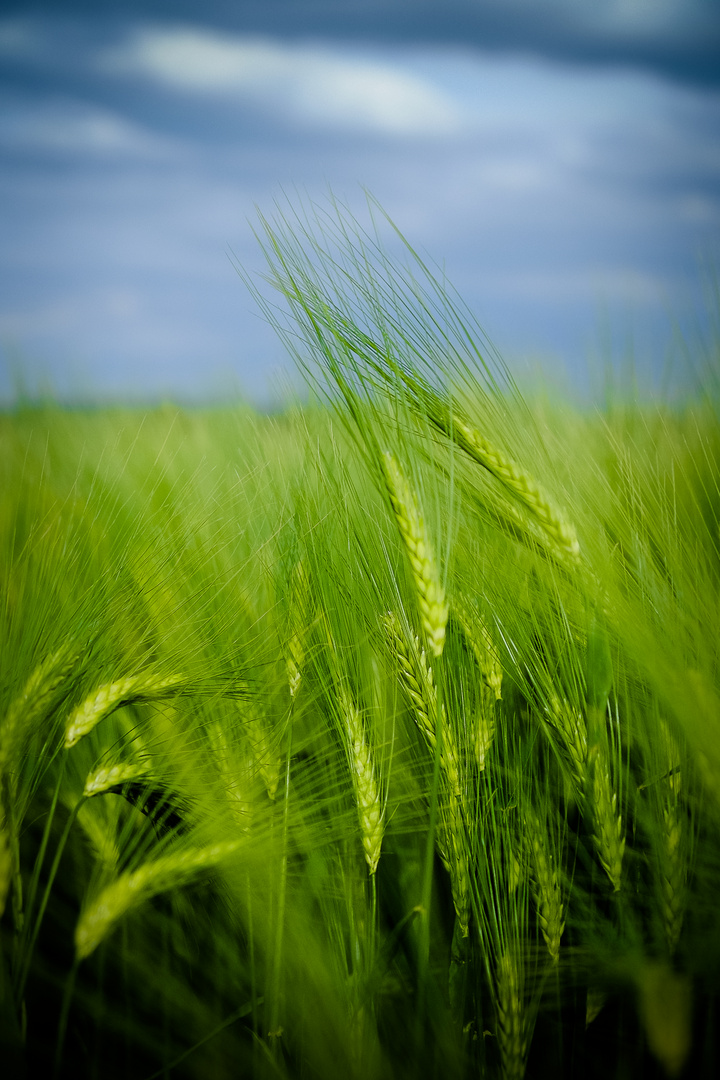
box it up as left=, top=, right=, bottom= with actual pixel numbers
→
left=417, top=653, right=444, bottom=1040
left=16, top=797, right=82, bottom=1003
left=53, top=959, right=78, bottom=1079
left=268, top=720, right=292, bottom=1056
left=13, top=760, right=68, bottom=1002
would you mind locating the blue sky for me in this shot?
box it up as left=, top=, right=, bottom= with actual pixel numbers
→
left=1, top=1, right=719, bottom=405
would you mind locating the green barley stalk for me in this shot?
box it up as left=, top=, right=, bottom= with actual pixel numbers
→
left=244, top=710, right=281, bottom=802
left=454, top=596, right=503, bottom=702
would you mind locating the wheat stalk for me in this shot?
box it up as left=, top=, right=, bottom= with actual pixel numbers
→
left=75, top=838, right=242, bottom=960
left=380, top=452, right=448, bottom=658
left=64, top=674, right=186, bottom=749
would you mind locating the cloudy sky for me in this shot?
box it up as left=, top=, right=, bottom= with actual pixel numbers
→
left=1, top=1, right=719, bottom=405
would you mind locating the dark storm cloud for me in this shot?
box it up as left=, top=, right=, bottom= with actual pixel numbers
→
left=0, top=4, right=718, bottom=403
left=4, top=0, right=720, bottom=86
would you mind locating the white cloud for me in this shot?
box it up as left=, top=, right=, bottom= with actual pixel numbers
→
left=0, top=100, right=172, bottom=159
left=537, top=0, right=705, bottom=37
left=97, top=27, right=463, bottom=136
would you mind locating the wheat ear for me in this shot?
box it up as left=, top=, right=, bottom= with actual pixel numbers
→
left=454, top=597, right=503, bottom=701
left=435, top=412, right=580, bottom=564
left=243, top=711, right=280, bottom=801
left=382, top=611, right=469, bottom=932
left=207, top=723, right=254, bottom=832
left=0, top=807, right=11, bottom=919
left=75, top=838, right=242, bottom=960
left=380, top=452, right=448, bottom=658
left=657, top=721, right=686, bottom=955
left=64, top=674, right=186, bottom=749
left=83, top=761, right=154, bottom=798
left=337, top=684, right=385, bottom=875
left=496, top=950, right=529, bottom=1080
left=285, top=560, right=310, bottom=700
left=588, top=743, right=625, bottom=892
left=382, top=611, right=460, bottom=796
left=1, top=644, right=77, bottom=770
left=545, top=695, right=588, bottom=796
left=454, top=599, right=500, bottom=768
left=525, top=810, right=565, bottom=964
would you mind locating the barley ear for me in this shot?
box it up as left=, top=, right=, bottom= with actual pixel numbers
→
left=1, top=644, right=78, bottom=770
left=83, top=761, right=154, bottom=798
left=525, top=810, right=565, bottom=964
left=496, top=951, right=529, bottom=1080
left=636, top=962, right=692, bottom=1079
left=454, top=599, right=500, bottom=768
left=337, top=684, right=385, bottom=875
left=436, top=412, right=580, bottom=564
left=285, top=559, right=310, bottom=700
left=207, top=723, right=254, bottom=832
left=382, top=611, right=468, bottom=929
left=0, top=808, right=11, bottom=919
left=589, top=743, right=625, bottom=892
left=454, top=597, right=503, bottom=701
left=657, top=721, right=686, bottom=955
left=380, top=452, right=448, bottom=657
left=75, top=839, right=242, bottom=960
left=439, top=801, right=471, bottom=936
left=545, top=695, right=588, bottom=795
left=64, top=673, right=186, bottom=749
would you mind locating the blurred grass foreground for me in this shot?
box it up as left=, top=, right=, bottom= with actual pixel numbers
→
left=2, top=196, right=720, bottom=1080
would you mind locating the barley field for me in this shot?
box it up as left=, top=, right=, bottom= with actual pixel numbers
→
left=2, top=199, right=719, bottom=1079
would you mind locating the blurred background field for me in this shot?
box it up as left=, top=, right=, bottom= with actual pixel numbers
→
left=2, top=196, right=720, bottom=1078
